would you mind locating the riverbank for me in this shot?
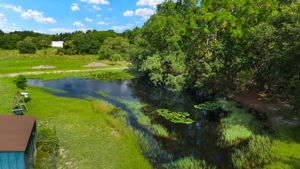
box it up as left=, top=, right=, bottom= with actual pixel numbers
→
left=0, top=75, right=152, bottom=169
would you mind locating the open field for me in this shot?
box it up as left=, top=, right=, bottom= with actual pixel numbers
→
left=0, top=48, right=128, bottom=74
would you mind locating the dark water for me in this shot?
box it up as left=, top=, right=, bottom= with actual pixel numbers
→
left=28, top=78, right=233, bottom=168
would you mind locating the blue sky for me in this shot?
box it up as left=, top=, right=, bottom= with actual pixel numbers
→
left=0, top=0, right=165, bottom=34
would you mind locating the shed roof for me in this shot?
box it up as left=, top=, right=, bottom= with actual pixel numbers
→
left=0, top=115, right=36, bottom=152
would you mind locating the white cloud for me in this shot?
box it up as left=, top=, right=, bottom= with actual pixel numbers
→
left=123, top=11, right=134, bottom=17
left=97, top=21, right=109, bottom=25
left=85, top=17, right=93, bottom=22
left=0, top=13, right=19, bottom=32
left=21, top=9, right=56, bottom=24
left=80, top=0, right=109, bottom=5
left=71, top=3, right=80, bottom=11
left=135, top=8, right=155, bottom=20
left=48, top=28, right=90, bottom=33
left=92, top=5, right=101, bottom=10
left=111, top=24, right=132, bottom=31
left=0, top=13, right=7, bottom=23
left=3, top=4, right=23, bottom=13
left=73, top=21, right=85, bottom=27
left=3, top=4, right=56, bottom=24
left=136, top=0, right=165, bottom=8
left=96, top=14, right=101, bottom=17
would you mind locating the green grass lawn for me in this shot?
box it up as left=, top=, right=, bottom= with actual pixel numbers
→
left=265, top=125, right=300, bottom=169
left=0, top=76, right=151, bottom=169
left=0, top=48, right=128, bottom=74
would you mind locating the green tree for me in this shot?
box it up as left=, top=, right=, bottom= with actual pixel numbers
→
left=99, top=37, right=135, bottom=60
left=14, top=75, right=27, bottom=90
left=17, top=37, right=37, bottom=54
left=0, top=33, right=21, bottom=49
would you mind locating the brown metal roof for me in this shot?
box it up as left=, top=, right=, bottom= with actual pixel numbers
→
left=0, top=115, right=36, bottom=152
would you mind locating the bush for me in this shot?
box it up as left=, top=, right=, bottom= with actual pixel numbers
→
left=37, top=126, right=59, bottom=154
left=17, top=39, right=36, bottom=54
left=109, top=53, right=123, bottom=61
left=24, top=97, right=32, bottom=103
left=163, top=157, right=216, bottom=169
left=13, top=75, right=27, bottom=90
left=232, top=135, right=277, bottom=169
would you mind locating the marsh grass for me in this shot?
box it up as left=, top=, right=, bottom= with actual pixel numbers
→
left=25, top=69, right=126, bottom=81
left=89, top=71, right=135, bottom=81
left=91, top=100, right=111, bottom=114
left=163, top=156, right=216, bottom=169
left=36, top=86, right=66, bottom=94
left=95, top=91, right=110, bottom=98
left=232, top=135, right=277, bottom=169
left=134, top=130, right=172, bottom=164
left=150, top=124, right=170, bottom=138
left=219, top=111, right=258, bottom=146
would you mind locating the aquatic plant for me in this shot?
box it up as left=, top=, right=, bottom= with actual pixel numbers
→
left=150, top=124, right=170, bottom=138
left=194, top=99, right=241, bottom=113
left=89, top=71, right=134, bottom=81
left=163, top=157, right=216, bottom=169
left=95, top=91, right=110, bottom=98
left=36, top=86, right=66, bottom=94
left=232, top=135, right=277, bottom=169
left=156, top=109, right=194, bottom=124
left=136, top=110, right=152, bottom=126
left=134, top=130, right=172, bottom=164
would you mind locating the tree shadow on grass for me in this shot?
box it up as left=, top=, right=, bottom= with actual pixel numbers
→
left=274, top=124, right=300, bottom=144
left=283, top=157, right=300, bottom=169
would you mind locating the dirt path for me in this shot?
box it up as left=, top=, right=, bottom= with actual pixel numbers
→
left=0, top=67, right=129, bottom=78
left=229, top=93, right=300, bottom=126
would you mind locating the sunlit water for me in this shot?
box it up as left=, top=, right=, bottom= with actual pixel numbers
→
left=28, top=77, right=236, bottom=168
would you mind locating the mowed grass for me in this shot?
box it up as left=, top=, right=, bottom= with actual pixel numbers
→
left=266, top=125, right=300, bottom=169
left=0, top=77, right=151, bottom=169
left=0, top=48, right=128, bottom=74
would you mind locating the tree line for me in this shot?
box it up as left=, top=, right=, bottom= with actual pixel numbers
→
left=0, top=29, right=135, bottom=61
left=1, top=0, right=299, bottom=109
left=127, top=0, right=300, bottom=110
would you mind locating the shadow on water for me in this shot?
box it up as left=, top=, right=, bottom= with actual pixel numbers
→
left=28, top=77, right=234, bottom=168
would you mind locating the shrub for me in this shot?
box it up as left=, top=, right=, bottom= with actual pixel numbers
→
left=14, top=75, right=27, bottom=90
left=24, top=97, right=32, bottom=103
left=17, top=39, right=36, bottom=54
left=37, top=126, right=59, bottom=154
left=163, top=157, right=216, bottom=169
left=232, top=135, right=277, bottom=169
left=109, top=53, right=123, bottom=61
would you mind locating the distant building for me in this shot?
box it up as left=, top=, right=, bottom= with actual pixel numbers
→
left=51, top=41, right=64, bottom=48
left=0, top=115, right=36, bottom=169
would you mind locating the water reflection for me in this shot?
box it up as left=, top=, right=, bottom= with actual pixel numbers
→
left=28, top=78, right=232, bottom=168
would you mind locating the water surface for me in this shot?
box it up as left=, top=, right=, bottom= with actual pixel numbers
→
left=28, top=77, right=234, bottom=168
